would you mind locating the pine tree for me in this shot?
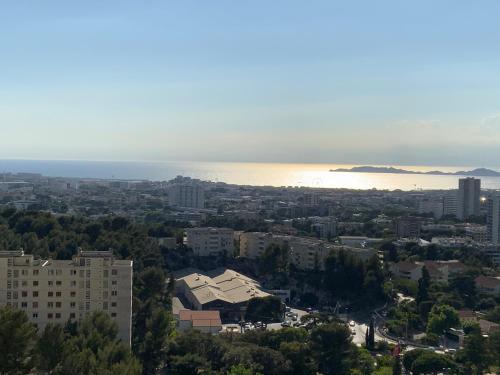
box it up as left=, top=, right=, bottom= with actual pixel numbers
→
left=416, top=266, right=430, bottom=306
left=392, top=355, right=402, bottom=375
left=368, top=317, right=375, bottom=350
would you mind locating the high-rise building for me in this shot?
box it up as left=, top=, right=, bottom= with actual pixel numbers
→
left=457, top=178, right=481, bottom=220
left=443, top=193, right=458, bottom=217
left=168, top=183, right=205, bottom=209
left=487, top=195, right=500, bottom=245
left=0, top=250, right=133, bottom=345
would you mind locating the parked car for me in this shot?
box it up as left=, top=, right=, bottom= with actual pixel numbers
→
left=281, top=321, right=291, bottom=327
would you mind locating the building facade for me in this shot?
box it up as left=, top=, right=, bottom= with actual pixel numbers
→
left=0, top=250, right=133, bottom=345
left=457, top=178, right=481, bottom=220
left=168, top=183, right=205, bottom=209
left=185, top=227, right=235, bottom=257
left=487, top=195, right=500, bottom=245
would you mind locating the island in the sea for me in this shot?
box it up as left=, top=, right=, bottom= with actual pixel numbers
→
left=330, top=166, right=500, bottom=177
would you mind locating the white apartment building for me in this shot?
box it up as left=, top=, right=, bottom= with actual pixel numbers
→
left=168, top=183, right=205, bottom=209
left=239, top=232, right=376, bottom=271
left=239, top=232, right=289, bottom=258
left=0, top=249, right=133, bottom=345
left=185, top=227, right=235, bottom=257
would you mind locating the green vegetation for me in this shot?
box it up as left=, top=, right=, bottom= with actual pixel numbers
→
left=0, top=307, right=140, bottom=375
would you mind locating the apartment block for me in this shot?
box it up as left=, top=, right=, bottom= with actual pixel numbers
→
left=487, top=195, right=500, bottom=245
left=168, top=183, right=205, bottom=209
left=0, top=250, right=133, bottom=345
left=185, top=227, right=235, bottom=257
left=457, top=178, right=481, bottom=220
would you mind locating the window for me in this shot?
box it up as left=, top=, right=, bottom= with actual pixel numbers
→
left=111, top=302, right=117, bottom=307
left=70, top=302, right=76, bottom=308
left=70, top=313, right=76, bottom=319
left=47, top=313, right=53, bottom=319
left=33, top=291, right=38, bottom=297
left=48, top=281, right=53, bottom=286
left=48, top=291, right=53, bottom=297
left=13, top=270, right=19, bottom=278
left=79, top=270, right=84, bottom=277
left=56, top=302, right=62, bottom=308
left=21, top=302, right=28, bottom=308
left=32, top=302, right=38, bottom=308
left=111, top=280, right=117, bottom=286
left=55, top=313, right=61, bottom=319
left=70, top=281, right=77, bottom=287
left=70, top=292, right=76, bottom=297
left=111, top=313, right=117, bottom=318
left=32, top=313, right=38, bottom=319
left=103, top=270, right=109, bottom=278
left=86, top=270, right=91, bottom=278
left=22, top=280, right=28, bottom=287
left=33, top=281, right=38, bottom=287
left=47, top=302, right=54, bottom=308
left=70, top=270, right=77, bottom=276
left=103, top=291, right=108, bottom=298
left=111, top=290, right=118, bottom=297
left=21, top=291, right=28, bottom=298
left=48, top=269, right=54, bottom=276
left=56, top=270, right=62, bottom=276
left=111, top=269, right=118, bottom=276
left=21, top=269, right=28, bottom=276
left=33, top=270, right=39, bottom=276
left=103, top=302, right=108, bottom=310
left=56, top=281, right=62, bottom=286
left=56, top=292, right=61, bottom=297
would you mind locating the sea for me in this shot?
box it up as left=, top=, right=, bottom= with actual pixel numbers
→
left=2, top=159, right=500, bottom=191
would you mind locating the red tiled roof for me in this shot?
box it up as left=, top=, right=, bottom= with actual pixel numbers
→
left=179, top=309, right=221, bottom=321
left=475, top=276, right=500, bottom=289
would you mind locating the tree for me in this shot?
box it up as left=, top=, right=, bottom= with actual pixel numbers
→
left=36, top=323, right=67, bottom=374
left=416, top=266, right=430, bottom=306
left=245, top=296, right=285, bottom=323
left=461, top=329, right=491, bottom=375
left=426, top=304, right=460, bottom=336
left=367, top=317, right=375, bottom=350
left=310, top=323, right=353, bottom=375
left=259, top=244, right=289, bottom=275
left=55, top=312, right=141, bottom=375
left=137, top=308, right=172, bottom=375
left=226, top=365, right=262, bottom=375
left=0, top=306, right=37, bottom=375
left=392, top=355, right=402, bottom=375
left=410, top=352, right=455, bottom=375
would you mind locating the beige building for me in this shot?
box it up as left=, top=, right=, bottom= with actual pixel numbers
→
left=475, top=275, right=500, bottom=295
left=0, top=249, right=133, bottom=345
left=174, top=268, right=270, bottom=321
left=239, top=232, right=289, bottom=258
left=389, top=260, right=466, bottom=284
left=185, top=227, right=235, bottom=257
left=177, top=310, right=222, bottom=334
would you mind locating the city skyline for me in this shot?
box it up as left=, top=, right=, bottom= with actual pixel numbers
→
left=1, top=1, right=500, bottom=166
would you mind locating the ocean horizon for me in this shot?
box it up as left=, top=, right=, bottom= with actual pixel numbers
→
left=2, top=159, right=500, bottom=191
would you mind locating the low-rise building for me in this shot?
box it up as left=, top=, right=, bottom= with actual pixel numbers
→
left=389, top=260, right=466, bottom=284
left=174, top=268, right=270, bottom=322
left=177, top=310, right=222, bottom=334
left=475, top=275, right=500, bottom=295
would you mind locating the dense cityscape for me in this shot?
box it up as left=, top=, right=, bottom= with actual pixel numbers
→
left=1, top=172, right=499, bottom=374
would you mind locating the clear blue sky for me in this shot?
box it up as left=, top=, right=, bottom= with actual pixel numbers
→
left=1, top=1, right=500, bottom=166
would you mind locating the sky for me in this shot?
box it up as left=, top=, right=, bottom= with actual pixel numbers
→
left=1, top=1, right=500, bottom=166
